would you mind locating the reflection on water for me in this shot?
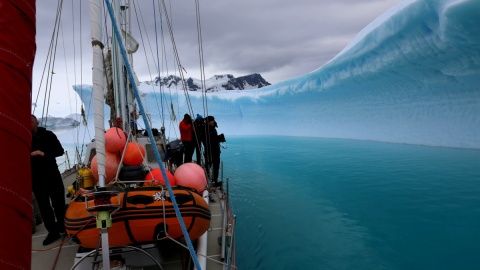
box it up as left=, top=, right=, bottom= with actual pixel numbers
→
left=222, top=136, right=480, bottom=270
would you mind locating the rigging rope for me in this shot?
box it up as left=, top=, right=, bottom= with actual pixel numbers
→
left=194, top=0, right=213, bottom=168
left=35, top=0, right=94, bottom=166
left=103, top=1, right=202, bottom=268
left=152, top=0, right=166, bottom=125
left=33, top=0, right=64, bottom=124
left=131, top=0, right=174, bottom=136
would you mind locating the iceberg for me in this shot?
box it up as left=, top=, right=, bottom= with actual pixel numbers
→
left=73, top=0, right=480, bottom=149
left=39, top=115, right=81, bottom=131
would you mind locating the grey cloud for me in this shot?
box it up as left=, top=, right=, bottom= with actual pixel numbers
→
left=35, top=0, right=402, bottom=86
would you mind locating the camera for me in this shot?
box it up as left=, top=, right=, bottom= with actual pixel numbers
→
left=218, top=133, right=226, bottom=143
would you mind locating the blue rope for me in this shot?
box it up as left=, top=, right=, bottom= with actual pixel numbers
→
left=103, top=1, right=202, bottom=269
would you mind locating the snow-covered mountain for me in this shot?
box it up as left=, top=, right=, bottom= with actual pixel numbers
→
left=144, top=73, right=270, bottom=92
left=47, top=74, right=269, bottom=131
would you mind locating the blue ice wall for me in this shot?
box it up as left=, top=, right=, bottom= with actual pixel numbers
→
left=74, top=0, right=480, bottom=149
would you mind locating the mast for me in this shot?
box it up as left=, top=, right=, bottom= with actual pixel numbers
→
left=90, top=1, right=113, bottom=269
left=103, top=0, right=203, bottom=268
left=90, top=0, right=106, bottom=187
left=111, top=0, right=138, bottom=130
left=111, top=0, right=128, bottom=128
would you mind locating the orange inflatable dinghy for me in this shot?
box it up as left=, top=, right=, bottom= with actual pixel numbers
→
left=65, top=186, right=210, bottom=248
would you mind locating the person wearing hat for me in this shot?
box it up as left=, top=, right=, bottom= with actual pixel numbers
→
left=179, top=113, right=194, bottom=163
left=203, top=115, right=222, bottom=187
left=129, top=110, right=141, bottom=135
left=192, top=114, right=204, bottom=164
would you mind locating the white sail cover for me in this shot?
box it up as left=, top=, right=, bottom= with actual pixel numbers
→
left=90, top=0, right=106, bottom=186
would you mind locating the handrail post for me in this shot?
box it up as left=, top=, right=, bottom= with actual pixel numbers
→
left=83, top=189, right=120, bottom=270
left=98, top=211, right=111, bottom=269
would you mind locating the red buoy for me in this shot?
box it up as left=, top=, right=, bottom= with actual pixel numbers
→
left=144, top=168, right=176, bottom=186
left=174, top=163, right=207, bottom=193
left=91, top=151, right=121, bottom=184
left=105, top=127, right=126, bottom=153
left=123, top=142, right=145, bottom=166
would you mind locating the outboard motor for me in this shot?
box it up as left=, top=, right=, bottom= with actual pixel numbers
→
left=166, top=139, right=184, bottom=167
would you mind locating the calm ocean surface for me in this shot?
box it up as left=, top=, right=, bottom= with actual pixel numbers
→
left=220, top=136, right=480, bottom=270
left=60, top=136, right=480, bottom=270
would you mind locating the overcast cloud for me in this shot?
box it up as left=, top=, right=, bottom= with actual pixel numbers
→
left=33, top=0, right=402, bottom=116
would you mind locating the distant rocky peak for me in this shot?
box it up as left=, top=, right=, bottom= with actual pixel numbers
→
left=155, top=75, right=182, bottom=87
left=150, top=73, right=270, bottom=92
left=222, top=73, right=271, bottom=90
left=211, top=74, right=235, bottom=80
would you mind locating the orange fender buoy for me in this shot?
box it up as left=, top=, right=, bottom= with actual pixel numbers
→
left=91, top=152, right=121, bottom=184
left=174, top=163, right=207, bottom=193
left=144, top=168, right=176, bottom=186
left=105, top=127, right=127, bottom=153
left=123, top=142, right=146, bottom=166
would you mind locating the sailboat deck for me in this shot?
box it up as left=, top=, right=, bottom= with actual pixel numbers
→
left=32, top=171, right=231, bottom=269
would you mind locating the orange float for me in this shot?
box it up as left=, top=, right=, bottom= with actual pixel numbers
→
left=105, top=127, right=127, bottom=153
left=144, top=168, right=176, bottom=186
left=174, top=163, right=207, bottom=194
left=64, top=187, right=210, bottom=248
left=123, top=142, right=145, bottom=166
left=90, top=152, right=121, bottom=184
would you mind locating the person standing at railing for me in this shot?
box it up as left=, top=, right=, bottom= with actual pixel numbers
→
left=179, top=113, right=195, bottom=163
left=192, top=114, right=205, bottom=164
left=30, top=115, right=66, bottom=245
left=129, top=110, right=142, bottom=135
left=203, top=116, right=224, bottom=187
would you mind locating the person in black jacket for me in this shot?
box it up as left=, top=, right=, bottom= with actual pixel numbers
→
left=203, top=116, right=222, bottom=187
left=192, top=114, right=204, bottom=164
left=31, top=115, right=66, bottom=245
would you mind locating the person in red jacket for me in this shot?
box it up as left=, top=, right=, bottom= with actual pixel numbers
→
left=179, top=114, right=194, bottom=163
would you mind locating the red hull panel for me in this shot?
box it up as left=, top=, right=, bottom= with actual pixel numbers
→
left=0, top=1, right=36, bottom=269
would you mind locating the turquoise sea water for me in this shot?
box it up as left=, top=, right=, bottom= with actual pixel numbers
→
left=220, top=136, right=480, bottom=270
left=59, top=136, right=480, bottom=270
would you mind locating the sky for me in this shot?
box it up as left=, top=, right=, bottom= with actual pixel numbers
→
left=33, top=0, right=403, bottom=117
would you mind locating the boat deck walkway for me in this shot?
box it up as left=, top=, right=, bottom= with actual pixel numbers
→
left=31, top=172, right=231, bottom=269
